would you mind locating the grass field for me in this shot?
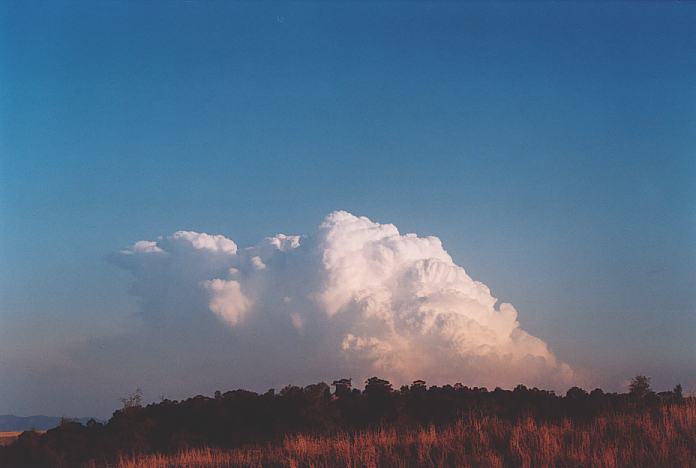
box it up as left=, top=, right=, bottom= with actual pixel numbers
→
left=0, top=432, right=23, bottom=447
left=110, top=401, right=696, bottom=468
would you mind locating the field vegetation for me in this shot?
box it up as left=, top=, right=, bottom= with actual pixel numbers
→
left=0, top=432, right=23, bottom=447
left=2, top=376, right=693, bottom=467
left=114, top=401, right=696, bottom=468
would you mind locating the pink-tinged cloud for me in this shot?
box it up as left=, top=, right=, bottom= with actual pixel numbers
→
left=118, top=211, right=575, bottom=389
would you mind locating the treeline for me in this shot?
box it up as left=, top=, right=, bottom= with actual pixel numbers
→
left=0, top=376, right=687, bottom=467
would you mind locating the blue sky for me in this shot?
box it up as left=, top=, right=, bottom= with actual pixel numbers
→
left=1, top=1, right=695, bottom=417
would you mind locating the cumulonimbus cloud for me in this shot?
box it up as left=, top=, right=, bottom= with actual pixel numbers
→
left=116, top=211, right=575, bottom=389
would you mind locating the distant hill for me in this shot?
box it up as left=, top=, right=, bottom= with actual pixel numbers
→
left=0, top=414, right=96, bottom=431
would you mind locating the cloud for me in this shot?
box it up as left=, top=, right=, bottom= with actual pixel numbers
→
left=121, top=240, right=164, bottom=255
left=169, top=231, right=238, bottom=255
left=116, top=211, right=575, bottom=390
left=203, top=279, right=251, bottom=326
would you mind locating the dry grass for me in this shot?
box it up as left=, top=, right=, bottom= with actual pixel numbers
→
left=0, top=432, right=24, bottom=447
left=111, top=401, right=696, bottom=467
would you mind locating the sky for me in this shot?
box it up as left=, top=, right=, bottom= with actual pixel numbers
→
left=0, top=1, right=695, bottom=419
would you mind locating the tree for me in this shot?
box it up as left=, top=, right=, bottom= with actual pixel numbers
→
left=589, top=388, right=604, bottom=399
left=411, top=380, right=427, bottom=392
left=332, top=378, right=352, bottom=398
left=629, top=375, right=652, bottom=398
left=566, top=386, right=588, bottom=399
left=120, top=387, right=144, bottom=409
left=279, top=385, right=303, bottom=398
left=364, top=377, right=393, bottom=397
left=304, top=382, right=331, bottom=400
left=86, top=418, right=101, bottom=428
left=673, top=384, right=683, bottom=401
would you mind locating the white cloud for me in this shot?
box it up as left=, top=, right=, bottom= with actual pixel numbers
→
left=121, top=240, right=164, bottom=255
left=170, top=230, right=238, bottom=254
left=203, top=279, right=251, bottom=326
left=116, top=211, right=575, bottom=390
left=250, top=256, right=266, bottom=270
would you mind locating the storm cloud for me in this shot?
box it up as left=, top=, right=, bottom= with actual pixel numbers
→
left=115, top=211, right=574, bottom=390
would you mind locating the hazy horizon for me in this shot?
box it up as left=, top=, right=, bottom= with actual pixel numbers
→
left=1, top=1, right=694, bottom=419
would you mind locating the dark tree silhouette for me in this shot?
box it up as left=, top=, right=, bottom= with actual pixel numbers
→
left=629, top=375, right=652, bottom=399
left=566, top=387, right=588, bottom=399
left=364, top=377, right=393, bottom=396
left=119, top=388, right=143, bottom=409
left=674, top=384, right=684, bottom=401
left=331, top=378, right=352, bottom=398
left=1, top=374, right=689, bottom=468
left=411, top=380, right=427, bottom=392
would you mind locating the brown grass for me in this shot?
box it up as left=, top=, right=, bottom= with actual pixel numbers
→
left=109, top=401, right=696, bottom=467
left=0, top=432, right=24, bottom=447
